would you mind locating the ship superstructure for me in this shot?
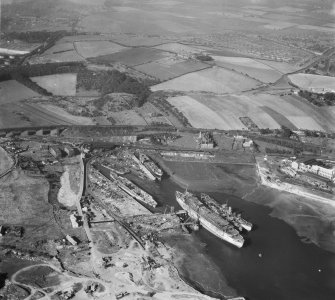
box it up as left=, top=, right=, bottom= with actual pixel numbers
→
left=110, top=171, right=157, bottom=208
left=138, top=152, right=163, bottom=179
left=176, top=191, right=244, bottom=248
left=201, top=193, right=252, bottom=231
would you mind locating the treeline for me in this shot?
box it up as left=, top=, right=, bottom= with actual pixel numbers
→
left=299, top=90, right=335, bottom=106
left=12, top=73, right=52, bottom=96
left=77, top=68, right=153, bottom=106
left=149, top=91, right=191, bottom=127
left=15, top=62, right=82, bottom=77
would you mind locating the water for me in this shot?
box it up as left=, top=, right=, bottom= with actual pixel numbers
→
left=157, top=178, right=335, bottom=300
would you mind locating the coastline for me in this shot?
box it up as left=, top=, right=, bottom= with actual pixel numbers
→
left=164, top=233, right=238, bottom=300
left=255, top=157, right=335, bottom=208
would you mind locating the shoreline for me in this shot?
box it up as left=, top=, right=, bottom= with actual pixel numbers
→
left=164, top=234, right=238, bottom=300
left=255, top=158, right=335, bottom=208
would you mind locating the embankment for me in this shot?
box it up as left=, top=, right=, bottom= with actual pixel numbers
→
left=255, top=158, right=335, bottom=208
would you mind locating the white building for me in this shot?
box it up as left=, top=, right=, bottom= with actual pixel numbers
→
left=70, top=214, right=79, bottom=228
left=291, top=160, right=335, bottom=182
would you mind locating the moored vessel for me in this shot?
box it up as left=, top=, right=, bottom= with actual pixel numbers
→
left=176, top=191, right=244, bottom=248
left=201, top=193, right=252, bottom=231
left=110, top=172, right=157, bottom=208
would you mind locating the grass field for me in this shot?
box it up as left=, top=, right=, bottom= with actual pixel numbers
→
left=0, top=80, right=38, bottom=104
left=151, top=67, right=261, bottom=93
left=167, top=93, right=327, bottom=131
left=135, top=58, right=208, bottom=81
left=288, top=73, right=335, bottom=92
left=74, top=41, right=127, bottom=58
left=91, top=47, right=169, bottom=66
left=213, top=56, right=283, bottom=83
left=31, top=74, right=77, bottom=96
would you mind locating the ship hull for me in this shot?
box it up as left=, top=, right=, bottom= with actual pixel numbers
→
left=176, top=193, right=244, bottom=248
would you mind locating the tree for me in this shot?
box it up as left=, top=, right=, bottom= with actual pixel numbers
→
left=281, top=126, right=292, bottom=138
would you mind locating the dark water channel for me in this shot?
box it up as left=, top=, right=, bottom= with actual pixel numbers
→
left=157, top=178, right=335, bottom=300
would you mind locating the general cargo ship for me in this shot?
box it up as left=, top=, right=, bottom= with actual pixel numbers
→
left=200, top=193, right=252, bottom=231
left=110, top=172, right=157, bottom=208
left=138, top=152, right=163, bottom=179
left=176, top=191, right=244, bottom=248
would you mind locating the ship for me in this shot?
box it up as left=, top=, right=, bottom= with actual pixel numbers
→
left=176, top=191, right=244, bottom=248
left=101, top=162, right=129, bottom=175
left=138, top=152, right=163, bottom=179
left=110, top=172, right=157, bottom=208
left=200, top=193, right=252, bottom=232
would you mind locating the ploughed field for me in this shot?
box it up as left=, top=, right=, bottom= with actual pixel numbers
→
left=288, top=74, right=335, bottom=93
left=151, top=67, right=262, bottom=93
left=212, top=56, right=283, bottom=83
left=167, top=93, right=330, bottom=131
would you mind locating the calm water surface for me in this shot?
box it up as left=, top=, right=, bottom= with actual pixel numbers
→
left=157, top=178, right=335, bottom=300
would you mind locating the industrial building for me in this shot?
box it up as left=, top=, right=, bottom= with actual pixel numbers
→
left=291, top=158, right=335, bottom=182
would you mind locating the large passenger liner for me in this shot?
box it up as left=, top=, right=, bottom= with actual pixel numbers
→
left=176, top=191, right=244, bottom=248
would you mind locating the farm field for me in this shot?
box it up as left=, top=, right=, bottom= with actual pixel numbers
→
left=288, top=73, right=335, bottom=92
left=110, top=35, right=174, bottom=47
left=212, top=56, right=283, bottom=83
left=151, top=67, right=261, bottom=93
left=167, top=92, right=328, bottom=131
left=90, top=47, right=170, bottom=66
left=135, top=58, right=208, bottom=81
left=168, top=95, right=242, bottom=130
left=254, top=59, right=299, bottom=74
left=28, top=50, right=85, bottom=64
left=0, top=80, right=38, bottom=104
left=74, top=41, right=128, bottom=58
left=154, top=43, right=204, bottom=56
left=31, top=74, right=77, bottom=96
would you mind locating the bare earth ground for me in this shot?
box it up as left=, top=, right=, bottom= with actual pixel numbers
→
left=58, top=156, right=82, bottom=208
left=0, top=146, right=14, bottom=174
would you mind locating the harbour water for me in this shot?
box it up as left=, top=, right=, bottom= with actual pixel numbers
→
left=157, top=178, right=335, bottom=300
